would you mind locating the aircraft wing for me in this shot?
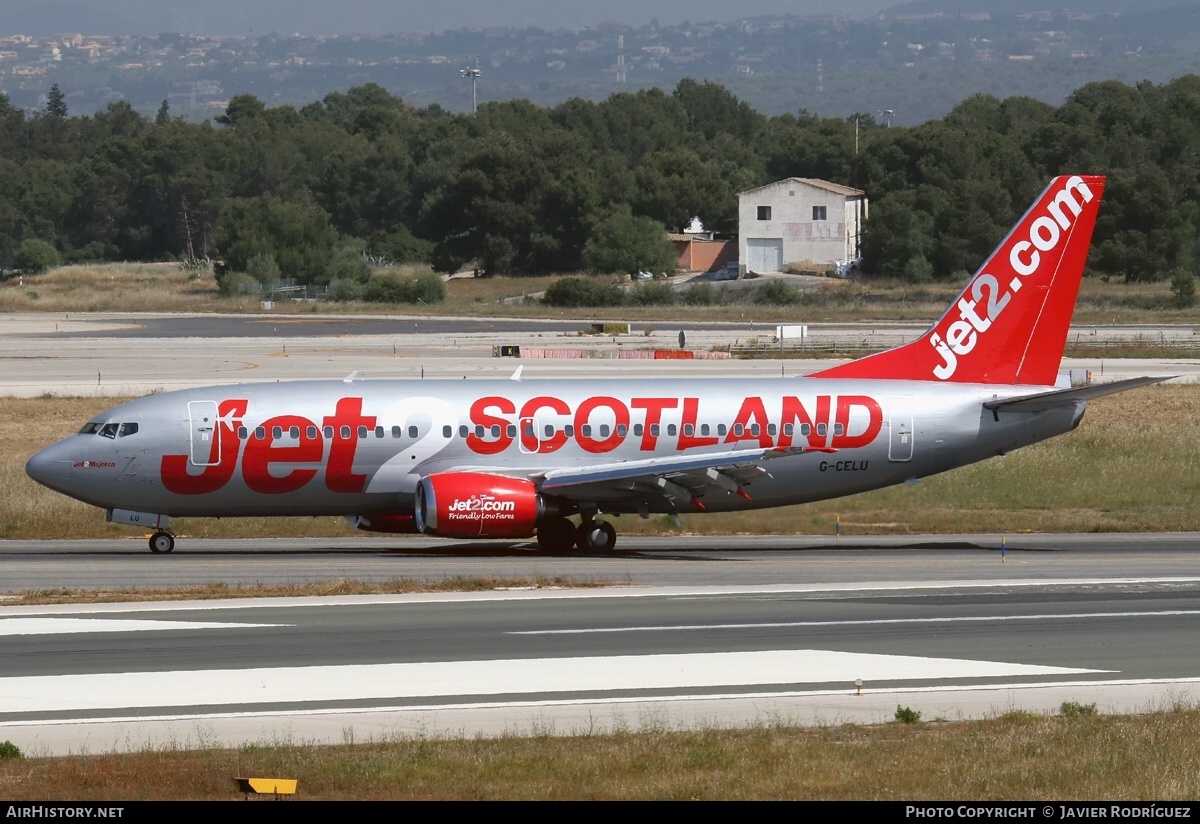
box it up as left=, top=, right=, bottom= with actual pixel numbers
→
left=533, top=445, right=833, bottom=511
left=983, top=376, right=1174, bottom=413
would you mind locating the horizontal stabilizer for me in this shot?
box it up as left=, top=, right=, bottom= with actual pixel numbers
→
left=983, top=376, right=1174, bottom=413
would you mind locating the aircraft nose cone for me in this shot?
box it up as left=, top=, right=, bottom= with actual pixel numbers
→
left=25, top=442, right=74, bottom=492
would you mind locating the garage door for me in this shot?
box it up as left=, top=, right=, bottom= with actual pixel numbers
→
left=747, top=238, right=784, bottom=273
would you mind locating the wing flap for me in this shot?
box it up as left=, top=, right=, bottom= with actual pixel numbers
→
left=539, top=448, right=769, bottom=491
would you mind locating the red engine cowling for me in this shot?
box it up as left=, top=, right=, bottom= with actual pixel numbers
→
left=415, top=472, right=544, bottom=538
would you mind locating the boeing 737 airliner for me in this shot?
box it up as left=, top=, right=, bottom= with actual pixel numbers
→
left=26, top=176, right=1167, bottom=553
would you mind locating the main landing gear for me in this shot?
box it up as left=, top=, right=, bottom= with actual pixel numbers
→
left=149, top=530, right=176, bottom=554
left=536, top=516, right=617, bottom=554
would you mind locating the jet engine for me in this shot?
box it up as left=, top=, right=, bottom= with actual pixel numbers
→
left=415, top=472, right=557, bottom=538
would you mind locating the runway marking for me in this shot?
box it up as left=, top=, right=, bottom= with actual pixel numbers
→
left=0, top=618, right=285, bottom=636
left=5, top=578, right=1200, bottom=616
left=0, top=650, right=1103, bottom=714
left=6, top=676, right=1195, bottom=731
left=511, top=609, right=1200, bottom=635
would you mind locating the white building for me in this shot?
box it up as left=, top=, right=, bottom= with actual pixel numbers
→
left=737, top=178, right=867, bottom=274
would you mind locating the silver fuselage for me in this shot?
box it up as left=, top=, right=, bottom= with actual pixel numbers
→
left=26, top=377, right=1083, bottom=519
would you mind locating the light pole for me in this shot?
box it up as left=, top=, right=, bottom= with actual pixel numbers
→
left=460, top=61, right=482, bottom=115
left=878, top=108, right=895, bottom=127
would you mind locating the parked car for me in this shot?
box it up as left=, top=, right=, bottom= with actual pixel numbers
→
left=834, top=257, right=861, bottom=278
left=714, top=261, right=740, bottom=280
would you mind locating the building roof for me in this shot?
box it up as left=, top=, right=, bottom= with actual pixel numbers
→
left=738, top=177, right=865, bottom=198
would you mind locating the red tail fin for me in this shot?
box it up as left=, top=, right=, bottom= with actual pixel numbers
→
left=811, top=175, right=1106, bottom=386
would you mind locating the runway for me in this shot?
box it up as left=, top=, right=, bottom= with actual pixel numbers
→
left=3, top=534, right=1200, bottom=755
left=4, top=311, right=1199, bottom=755
left=3, top=311, right=1195, bottom=396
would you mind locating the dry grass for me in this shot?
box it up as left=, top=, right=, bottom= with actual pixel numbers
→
left=6, top=384, right=1200, bottom=543
left=1, top=575, right=614, bottom=606
left=5, top=709, right=1200, bottom=799
left=0, top=264, right=230, bottom=313
left=2, top=263, right=1194, bottom=323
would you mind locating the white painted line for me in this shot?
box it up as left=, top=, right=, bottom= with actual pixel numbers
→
left=0, top=618, right=285, bottom=636
left=0, top=650, right=1104, bottom=713
left=8, top=675, right=1181, bottom=731
left=4, top=578, right=1200, bottom=617
left=512, top=609, right=1200, bottom=635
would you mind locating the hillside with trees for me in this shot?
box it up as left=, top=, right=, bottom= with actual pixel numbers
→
left=0, top=75, right=1196, bottom=290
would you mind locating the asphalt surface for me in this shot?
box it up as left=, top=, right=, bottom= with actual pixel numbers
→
left=3, top=312, right=1195, bottom=396
left=3, top=534, right=1200, bottom=755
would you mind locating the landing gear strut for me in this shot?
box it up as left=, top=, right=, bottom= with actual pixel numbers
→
left=149, top=531, right=175, bottom=554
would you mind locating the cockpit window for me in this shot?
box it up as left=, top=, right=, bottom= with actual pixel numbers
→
left=81, top=421, right=139, bottom=437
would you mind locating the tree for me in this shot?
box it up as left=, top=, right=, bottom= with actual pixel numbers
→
left=45, top=84, right=67, bottom=119
left=581, top=209, right=676, bottom=276
left=14, top=238, right=60, bottom=272
left=673, top=78, right=763, bottom=142
left=215, top=94, right=266, bottom=129
left=155, top=100, right=171, bottom=126
left=1170, top=268, right=1196, bottom=308
left=215, top=196, right=339, bottom=284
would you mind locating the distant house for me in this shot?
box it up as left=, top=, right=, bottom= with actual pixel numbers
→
left=668, top=231, right=736, bottom=273
left=737, top=178, right=867, bottom=274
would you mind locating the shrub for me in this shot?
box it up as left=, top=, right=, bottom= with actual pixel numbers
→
left=328, top=278, right=365, bottom=302
left=1169, top=268, right=1196, bottom=308
left=326, top=241, right=372, bottom=285
left=363, top=271, right=446, bottom=304
left=627, top=281, right=677, bottom=306
left=408, top=271, right=447, bottom=304
left=543, top=277, right=625, bottom=308
left=216, top=271, right=258, bottom=297
left=0, top=740, right=21, bottom=759
left=372, top=226, right=434, bottom=265
left=14, top=238, right=61, bottom=273
left=903, top=254, right=934, bottom=284
left=1059, top=701, right=1097, bottom=718
left=681, top=282, right=719, bottom=305
left=754, top=279, right=800, bottom=306
left=245, top=254, right=281, bottom=284
left=894, top=705, right=922, bottom=724
left=364, top=272, right=407, bottom=303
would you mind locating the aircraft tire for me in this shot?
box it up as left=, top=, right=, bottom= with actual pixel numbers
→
left=536, top=517, right=576, bottom=554
left=149, top=531, right=175, bottom=554
left=576, top=520, right=617, bottom=553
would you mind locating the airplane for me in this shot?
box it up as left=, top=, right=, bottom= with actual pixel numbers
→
left=25, top=175, right=1169, bottom=554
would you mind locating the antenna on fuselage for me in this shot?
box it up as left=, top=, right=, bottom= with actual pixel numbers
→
left=510, top=366, right=523, bottom=382
left=343, top=371, right=359, bottom=383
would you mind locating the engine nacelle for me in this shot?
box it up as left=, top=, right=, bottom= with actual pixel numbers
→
left=415, top=472, right=549, bottom=538
left=345, top=513, right=419, bottom=534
